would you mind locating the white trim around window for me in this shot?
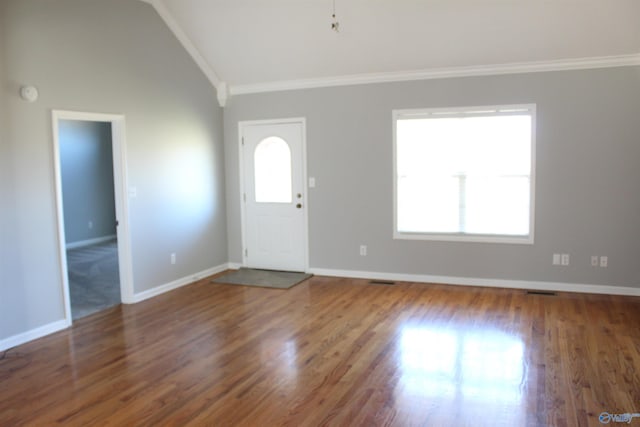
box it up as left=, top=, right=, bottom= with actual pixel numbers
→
left=393, top=104, right=536, bottom=244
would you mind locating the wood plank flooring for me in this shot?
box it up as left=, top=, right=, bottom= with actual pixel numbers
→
left=1, top=274, right=639, bottom=426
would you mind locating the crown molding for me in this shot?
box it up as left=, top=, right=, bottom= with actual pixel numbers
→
left=216, top=82, right=229, bottom=107
left=143, top=0, right=227, bottom=106
left=230, top=53, right=640, bottom=96
left=138, top=0, right=639, bottom=104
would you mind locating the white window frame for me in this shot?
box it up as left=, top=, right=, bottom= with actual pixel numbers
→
left=393, top=104, right=536, bottom=245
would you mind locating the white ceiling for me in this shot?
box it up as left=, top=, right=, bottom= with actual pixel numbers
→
left=151, top=0, right=640, bottom=94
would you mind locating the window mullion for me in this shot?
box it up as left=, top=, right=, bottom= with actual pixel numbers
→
left=457, top=174, right=466, bottom=233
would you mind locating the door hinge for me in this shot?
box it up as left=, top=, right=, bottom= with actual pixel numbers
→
left=245, top=248, right=248, bottom=257
left=242, top=137, right=245, bottom=146
left=243, top=193, right=246, bottom=202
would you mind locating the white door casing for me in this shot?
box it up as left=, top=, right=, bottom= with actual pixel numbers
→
left=52, top=110, right=135, bottom=326
left=240, top=119, right=308, bottom=272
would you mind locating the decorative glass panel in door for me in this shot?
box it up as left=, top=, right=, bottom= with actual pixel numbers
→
left=254, top=137, right=292, bottom=203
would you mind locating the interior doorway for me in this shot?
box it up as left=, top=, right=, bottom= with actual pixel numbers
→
left=52, top=111, right=134, bottom=324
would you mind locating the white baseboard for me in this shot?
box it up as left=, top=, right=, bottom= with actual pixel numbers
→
left=66, top=234, right=116, bottom=250
left=0, top=319, right=69, bottom=352
left=130, top=263, right=231, bottom=303
left=227, top=262, right=243, bottom=270
left=308, top=267, right=640, bottom=297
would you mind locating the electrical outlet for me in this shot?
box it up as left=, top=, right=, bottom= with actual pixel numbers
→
left=600, top=256, right=608, bottom=268
left=561, top=254, right=570, bottom=266
left=359, top=245, right=367, bottom=256
left=171, top=253, right=176, bottom=265
left=552, top=254, right=561, bottom=265
left=591, top=256, right=599, bottom=267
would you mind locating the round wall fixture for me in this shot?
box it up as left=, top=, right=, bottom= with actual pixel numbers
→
left=19, top=85, right=39, bottom=102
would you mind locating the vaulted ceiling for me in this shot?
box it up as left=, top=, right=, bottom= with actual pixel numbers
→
left=142, top=0, right=640, bottom=101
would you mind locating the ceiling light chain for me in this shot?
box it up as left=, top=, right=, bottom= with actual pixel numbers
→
left=331, top=0, right=339, bottom=32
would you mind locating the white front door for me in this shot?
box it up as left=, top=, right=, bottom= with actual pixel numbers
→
left=241, top=120, right=307, bottom=272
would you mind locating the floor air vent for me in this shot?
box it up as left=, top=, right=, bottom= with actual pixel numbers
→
left=369, top=280, right=396, bottom=285
left=526, top=290, right=557, bottom=296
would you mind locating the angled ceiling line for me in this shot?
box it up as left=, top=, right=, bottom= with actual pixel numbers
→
left=141, top=0, right=229, bottom=107
left=229, top=53, right=640, bottom=96
left=138, top=0, right=639, bottom=102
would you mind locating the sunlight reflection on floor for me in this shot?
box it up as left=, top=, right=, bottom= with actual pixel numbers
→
left=397, top=325, right=526, bottom=425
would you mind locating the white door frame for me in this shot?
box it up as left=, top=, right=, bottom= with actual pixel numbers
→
left=52, top=110, right=135, bottom=326
left=238, top=118, right=309, bottom=272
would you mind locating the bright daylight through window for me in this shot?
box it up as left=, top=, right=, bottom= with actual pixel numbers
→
left=254, top=136, right=293, bottom=203
left=394, top=104, right=535, bottom=243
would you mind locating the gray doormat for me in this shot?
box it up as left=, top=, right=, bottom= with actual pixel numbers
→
left=211, top=268, right=312, bottom=289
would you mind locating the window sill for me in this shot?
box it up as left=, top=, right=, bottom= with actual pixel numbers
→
left=393, top=231, right=534, bottom=245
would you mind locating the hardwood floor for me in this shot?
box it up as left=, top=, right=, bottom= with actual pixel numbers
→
left=1, top=274, right=639, bottom=426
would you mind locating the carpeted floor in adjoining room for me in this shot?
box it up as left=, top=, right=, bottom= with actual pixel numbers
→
left=67, top=239, right=121, bottom=320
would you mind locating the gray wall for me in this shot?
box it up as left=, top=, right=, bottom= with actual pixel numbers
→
left=59, top=120, right=116, bottom=244
left=224, top=67, right=640, bottom=288
left=1, top=0, right=227, bottom=341
left=0, top=0, right=17, bottom=342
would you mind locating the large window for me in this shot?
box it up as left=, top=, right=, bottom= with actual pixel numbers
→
left=393, top=104, right=535, bottom=244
